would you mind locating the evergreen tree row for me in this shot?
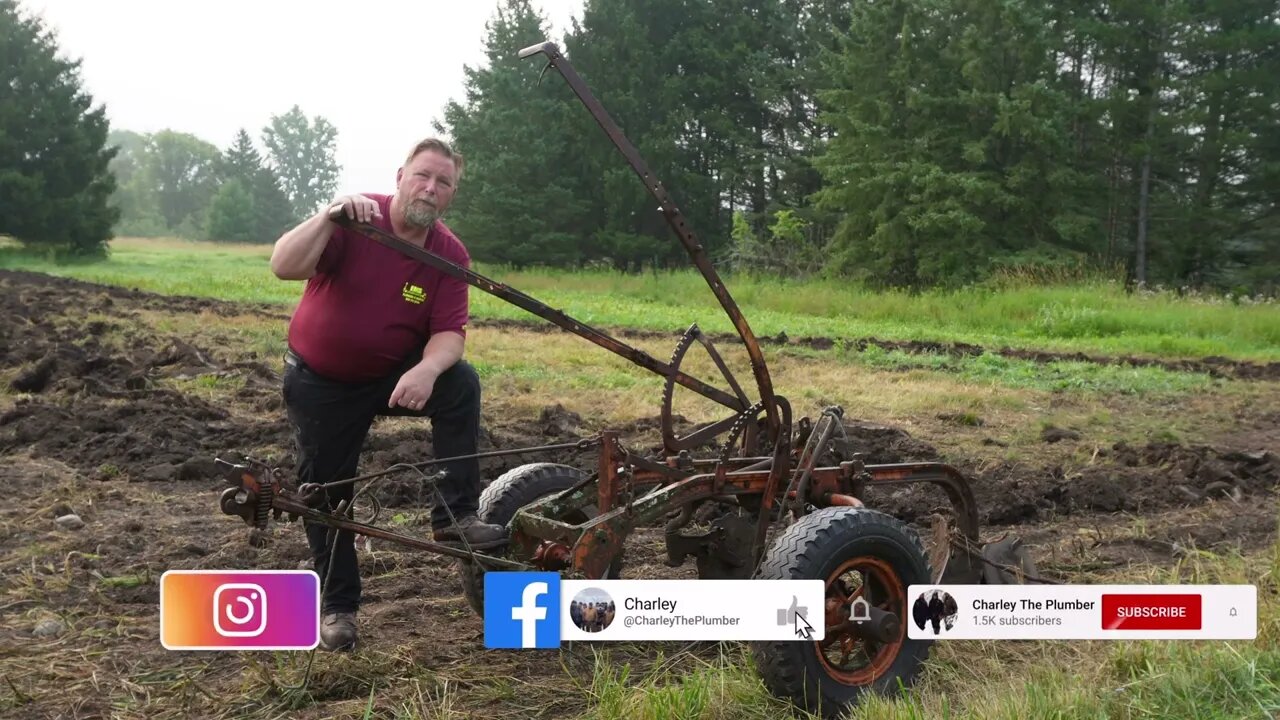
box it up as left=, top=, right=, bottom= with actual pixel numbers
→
left=438, top=0, right=1279, bottom=292
left=3, top=0, right=1275, bottom=293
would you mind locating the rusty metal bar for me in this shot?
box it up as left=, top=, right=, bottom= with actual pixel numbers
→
left=517, top=41, right=780, bottom=439
left=270, top=495, right=529, bottom=569
left=598, top=430, right=620, bottom=514
left=328, top=208, right=745, bottom=413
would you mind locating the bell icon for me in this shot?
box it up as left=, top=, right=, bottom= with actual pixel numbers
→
left=850, top=597, right=871, bottom=622
left=1230, top=607, right=1238, bottom=617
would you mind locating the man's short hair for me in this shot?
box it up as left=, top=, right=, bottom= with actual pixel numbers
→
left=406, top=137, right=464, bottom=180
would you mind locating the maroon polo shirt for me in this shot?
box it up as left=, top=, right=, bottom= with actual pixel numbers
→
left=286, top=193, right=470, bottom=383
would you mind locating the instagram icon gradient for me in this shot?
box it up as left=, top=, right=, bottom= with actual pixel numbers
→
left=161, top=570, right=319, bottom=650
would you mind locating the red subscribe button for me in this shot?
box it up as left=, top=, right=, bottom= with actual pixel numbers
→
left=1101, top=594, right=1201, bottom=630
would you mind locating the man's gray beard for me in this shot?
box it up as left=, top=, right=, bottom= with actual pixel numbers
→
left=404, top=200, right=440, bottom=228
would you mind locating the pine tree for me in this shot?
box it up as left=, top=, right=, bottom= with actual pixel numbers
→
left=813, top=0, right=1088, bottom=287
left=206, top=178, right=257, bottom=242
left=436, top=0, right=592, bottom=267
left=0, top=0, right=118, bottom=256
left=211, top=129, right=297, bottom=242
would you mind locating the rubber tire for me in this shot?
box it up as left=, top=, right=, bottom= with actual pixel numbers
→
left=748, top=507, right=933, bottom=719
left=459, top=462, right=623, bottom=616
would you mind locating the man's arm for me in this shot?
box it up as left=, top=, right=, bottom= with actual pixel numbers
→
left=270, top=195, right=381, bottom=280
left=387, top=331, right=464, bottom=410
left=270, top=209, right=335, bottom=280
left=416, top=330, right=465, bottom=376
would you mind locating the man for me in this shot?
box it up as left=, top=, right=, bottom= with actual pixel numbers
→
left=270, top=137, right=506, bottom=652
left=928, top=592, right=945, bottom=635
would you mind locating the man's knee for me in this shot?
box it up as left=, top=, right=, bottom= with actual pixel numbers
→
left=440, top=359, right=481, bottom=409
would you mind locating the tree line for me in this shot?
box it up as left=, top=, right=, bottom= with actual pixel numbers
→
left=438, top=0, right=1278, bottom=292
left=3, top=0, right=1276, bottom=293
left=106, top=109, right=340, bottom=244
left=0, top=0, right=340, bottom=253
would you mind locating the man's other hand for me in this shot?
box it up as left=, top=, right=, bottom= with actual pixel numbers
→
left=389, top=365, right=437, bottom=410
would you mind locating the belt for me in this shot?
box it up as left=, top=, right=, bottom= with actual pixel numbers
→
left=284, top=347, right=307, bottom=371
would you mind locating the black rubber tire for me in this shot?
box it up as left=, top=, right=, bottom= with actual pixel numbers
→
left=748, top=507, right=933, bottom=719
left=458, top=462, right=622, bottom=616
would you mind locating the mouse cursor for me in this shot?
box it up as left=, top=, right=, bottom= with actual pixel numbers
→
left=794, top=608, right=815, bottom=639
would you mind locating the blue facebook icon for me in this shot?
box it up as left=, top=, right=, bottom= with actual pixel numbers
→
left=483, top=572, right=561, bottom=649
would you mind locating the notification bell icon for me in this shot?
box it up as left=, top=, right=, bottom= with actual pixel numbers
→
left=851, top=597, right=871, bottom=622
left=1230, top=607, right=1238, bottom=617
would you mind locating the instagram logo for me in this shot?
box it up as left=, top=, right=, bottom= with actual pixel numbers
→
left=213, top=583, right=267, bottom=637
left=161, top=570, right=318, bottom=650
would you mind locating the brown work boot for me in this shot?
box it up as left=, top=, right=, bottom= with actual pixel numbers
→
left=319, top=611, right=358, bottom=652
left=433, top=515, right=508, bottom=549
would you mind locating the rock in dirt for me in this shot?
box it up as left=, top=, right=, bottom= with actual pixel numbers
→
left=33, top=618, right=65, bottom=638
left=1041, top=425, right=1082, bottom=443
left=539, top=403, right=582, bottom=437
left=140, top=463, right=177, bottom=482
left=54, top=513, right=84, bottom=530
left=11, top=357, right=56, bottom=393
left=1203, top=480, right=1240, bottom=500
left=1223, top=450, right=1273, bottom=464
left=176, top=457, right=217, bottom=482
left=180, top=543, right=209, bottom=557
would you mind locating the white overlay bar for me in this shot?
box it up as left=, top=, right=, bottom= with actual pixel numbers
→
left=906, top=584, right=1256, bottom=640
left=560, top=579, right=825, bottom=641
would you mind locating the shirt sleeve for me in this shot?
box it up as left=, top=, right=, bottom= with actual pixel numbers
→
left=430, top=242, right=470, bottom=337
left=314, top=224, right=347, bottom=276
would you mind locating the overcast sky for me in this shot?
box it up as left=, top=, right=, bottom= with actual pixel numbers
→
left=20, top=0, right=584, bottom=197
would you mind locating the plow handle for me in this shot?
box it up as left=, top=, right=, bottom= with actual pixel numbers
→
left=518, top=41, right=556, bottom=60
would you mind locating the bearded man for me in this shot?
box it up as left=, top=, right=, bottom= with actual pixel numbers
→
left=270, top=137, right=506, bottom=651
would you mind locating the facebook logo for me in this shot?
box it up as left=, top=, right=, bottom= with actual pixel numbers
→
left=483, top=572, right=561, bottom=649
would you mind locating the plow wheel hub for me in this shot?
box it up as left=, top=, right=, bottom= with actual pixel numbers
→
left=748, top=507, right=933, bottom=719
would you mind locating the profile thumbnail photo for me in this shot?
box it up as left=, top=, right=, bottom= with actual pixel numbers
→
left=570, top=587, right=616, bottom=633
left=913, top=589, right=959, bottom=635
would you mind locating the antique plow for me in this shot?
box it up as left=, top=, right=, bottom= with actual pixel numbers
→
left=216, top=41, right=1044, bottom=718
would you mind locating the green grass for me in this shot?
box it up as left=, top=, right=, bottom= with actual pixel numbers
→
left=841, top=344, right=1220, bottom=396
left=3, top=237, right=1278, bottom=362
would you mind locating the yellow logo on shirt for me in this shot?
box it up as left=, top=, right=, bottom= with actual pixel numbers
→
left=402, top=283, right=426, bottom=304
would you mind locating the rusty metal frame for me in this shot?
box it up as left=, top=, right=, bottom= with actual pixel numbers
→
left=216, top=39, right=988, bottom=594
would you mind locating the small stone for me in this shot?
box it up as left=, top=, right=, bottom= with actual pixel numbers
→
left=33, top=618, right=65, bottom=638
left=1203, top=481, right=1239, bottom=499
left=140, top=463, right=177, bottom=482
left=181, top=543, right=209, bottom=557
left=176, top=458, right=217, bottom=482
left=54, top=514, right=85, bottom=530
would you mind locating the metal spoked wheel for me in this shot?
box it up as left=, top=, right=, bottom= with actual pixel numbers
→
left=749, top=506, right=932, bottom=719
left=817, top=556, right=907, bottom=685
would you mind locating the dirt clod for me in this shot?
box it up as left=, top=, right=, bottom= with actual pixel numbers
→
left=11, top=356, right=56, bottom=393
left=1041, top=425, right=1082, bottom=443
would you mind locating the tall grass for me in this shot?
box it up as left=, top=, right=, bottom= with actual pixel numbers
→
left=3, top=237, right=1278, bottom=361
